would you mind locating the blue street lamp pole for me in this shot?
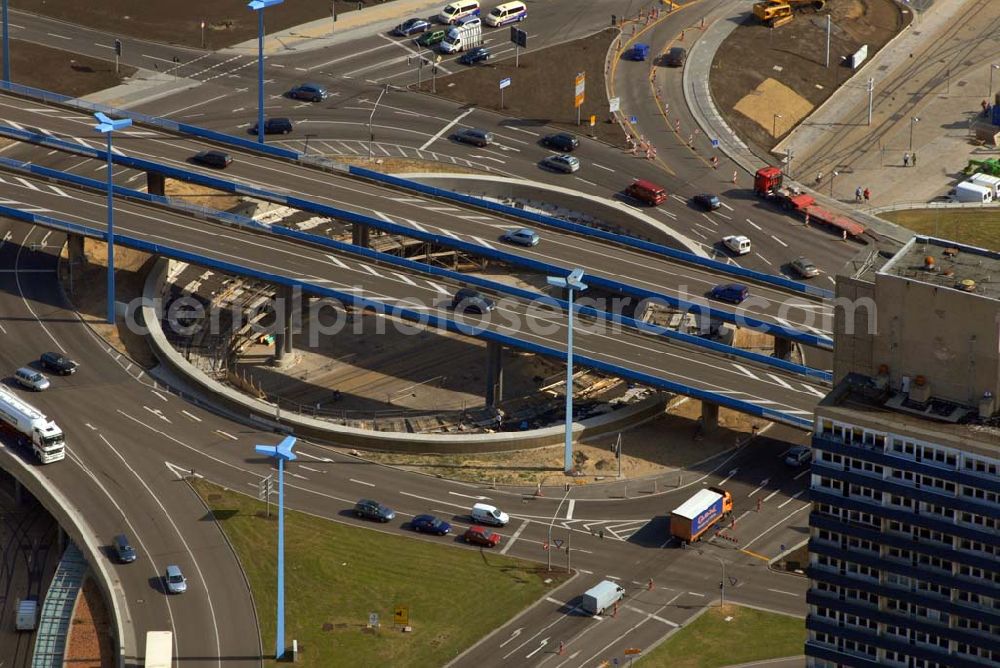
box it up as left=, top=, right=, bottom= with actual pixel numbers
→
left=248, top=0, right=283, bottom=145
left=254, top=435, right=297, bottom=660
left=547, top=268, right=587, bottom=474
left=93, top=112, right=132, bottom=325
left=2, top=0, right=9, bottom=82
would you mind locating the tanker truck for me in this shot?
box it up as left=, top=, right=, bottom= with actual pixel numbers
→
left=0, top=388, right=66, bottom=463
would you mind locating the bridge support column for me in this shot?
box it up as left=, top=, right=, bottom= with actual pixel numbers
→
left=701, top=402, right=719, bottom=433
left=773, top=336, right=793, bottom=361
left=66, top=233, right=86, bottom=295
left=13, top=478, right=23, bottom=506
left=273, top=285, right=299, bottom=368
left=485, top=341, right=504, bottom=408
left=352, top=223, right=370, bottom=248
left=146, top=171, right=166, bottom=197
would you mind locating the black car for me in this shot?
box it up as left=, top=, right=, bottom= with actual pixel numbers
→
left=249, top=117, right=293, bottom=135
left=458, top=47, right=491, bottom=66
left=693, top=193, right=721, bottom=210
left=663, top=46, right=687, bottom=67
left=452, top=287, right=495, bottom=314
left=541, top=132, right=579, bottom=152
left=354, top=499, right=396, bottom=522
left=411, top=514, right=451, bottom=535
left=191, top=150, right=233, bottom=169
left=112, top=534, right=137, bottom=563
left=40, top=351, right=77, bottom=375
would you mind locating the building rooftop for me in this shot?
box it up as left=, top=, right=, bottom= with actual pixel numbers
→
left=879, top=235, right=1000, bottom=301
left=819, top=373, right=1000, bottom=459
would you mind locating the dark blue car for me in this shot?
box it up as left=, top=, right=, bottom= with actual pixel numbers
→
left=458, top=47, right=491, bottom=66
left=411, top=514, right=452, bottom=535
left=394, top=18, right=431, bottom=36
left=709, top=283, right=750, bottom=305
left=287, top=83, right=328, bottom=102
left=354, top=499, right=396, bottom=522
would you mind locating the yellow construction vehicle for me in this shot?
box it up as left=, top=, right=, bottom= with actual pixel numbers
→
left=753, top=0, right=826, bottom=28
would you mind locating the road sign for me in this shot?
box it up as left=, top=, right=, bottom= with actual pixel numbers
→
left=630, top=115, right=637, bottom=124
left=624, top=648, right=642, bottom=655
left=553, top=539, right=564, bottom=549
left=500, top=77, right=511, bottom=90
left=609, top=96, right=621, bottom=113
left=510, top=26, right=527, bottom=48
left=711, top=138, right=720, bottom=148
left=394, top=605, right=409, bottom=625
left=589, top=115, right=596, bottom=127
left=114, top=39, right=122, bottom=57
left=368, top=612, right=380, bottom=627
left=574, top=72, right=586, bottom=108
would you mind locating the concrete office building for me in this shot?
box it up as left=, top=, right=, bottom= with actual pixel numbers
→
left=805, top=237, right=1000, bottom=668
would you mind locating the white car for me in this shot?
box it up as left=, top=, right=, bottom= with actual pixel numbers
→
left=722, top=235, right=751, bottom=255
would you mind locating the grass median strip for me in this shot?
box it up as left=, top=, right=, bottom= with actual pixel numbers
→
left=882, top=209, right=1000, bottom=250
left=639, top=604, right=805, bottom=667
left=192, top=480, right=566, bottom=667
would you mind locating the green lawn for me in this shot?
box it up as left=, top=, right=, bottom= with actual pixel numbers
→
left=640, top=605, right=805, bottom=668
left=881, top=209, right=1000, bottom=251
left=192, top=480, right=565, bottom=667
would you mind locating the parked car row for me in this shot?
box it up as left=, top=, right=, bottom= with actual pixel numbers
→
left=353, top=499, right=510, bottom=548
left=9, top=353, right=78, bottom=391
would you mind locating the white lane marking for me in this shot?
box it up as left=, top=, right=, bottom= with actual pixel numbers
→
left=425, top=280, right=451, bottom=295
left=143, top=406, right=171, bottom=423
left=800, top=384, right=827, bottom=397
left=778, top=490, right=805, bottom=508
left=747, top=478, right=770, bottom=497
left=46, top=32, right=72, bottom=40
left=605, top=575, right=621, bottom=580
left=298, top=465, right=322, bottom=473
left=792, top=469, right=810, bottom=481
left=565, top=499, right=575, bottom=520
left=770, top=234, right=789, bottom=248
left=688, top=591, right=706, bottom=597
left=420, top=108, right=476, bottom=150
left=325, top=254, right=349, bottom=269
left=471, top=236, right=496, bottom=249
left=767, top=588, right=800, bottom=597
left=508, top=126, right=539, bottom=136
left=181, top=410, right=202, bottom=422
left=400, top=491, right=469, bottom=510
left=721, top=201, right=734, bottom=211
left=592, top=162, right=614, bottom=172
left=215, top=430, right=238, bottom=440
left=499, top=519, right=529, bottom=555
left=392, top=272, right=417, bottom=286
left=754, top=252, right=773, bottom=266
left=406, top=218, right=429, bottom=233
left=741, top=503, right=812, bottom=550
left=762, top=488, right=782, bottom=503
left=358, top=263, right=380, bottom=276
left=731, top=364, right=759, bottom=380
left=746, top=218, right=762, bottom=231
left=578, top=569, right=593, bottom=575
left=766, top=373, right=794, bottom=390
left=448, top=492, right=491, bottom=500
left=151, top=389, right=169, bottom=402
left=349, top=478, right=375, bottom=487
left=579, top=594, right=683, bottom=665
left=296, top=450, right=333, bottom=463
left=525, top=638, right=549, bottom=659
left=625, top=605, right=679, bottom=627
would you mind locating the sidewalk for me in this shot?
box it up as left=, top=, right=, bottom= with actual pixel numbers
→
left=224, top=0, right=444, bottom=56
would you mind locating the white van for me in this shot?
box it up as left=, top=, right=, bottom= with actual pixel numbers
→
left=953, top=181, right=993, bottom=204
left=15, top=367, right=50, bottom=391
left=438, top=0, right=480, bottom=24
left=471, top=503, right=509, bottom=527
left=968, top=172, right=1000, bottom=199
left=485, top=1, right=527, bottom=27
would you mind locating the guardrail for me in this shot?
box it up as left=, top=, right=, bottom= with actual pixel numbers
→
left=350, top=166, right=836, bottom=300
left=0, top=201, right=814, bottom=429
left=0, top=152, right=831, bottom=381
left=0, top=124, right=834, bottom=353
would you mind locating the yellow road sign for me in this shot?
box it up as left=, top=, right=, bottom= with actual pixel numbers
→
left=394, top=605, right=409, bottom=625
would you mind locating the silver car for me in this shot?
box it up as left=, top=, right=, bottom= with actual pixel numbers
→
left=541, top=154, right=580, bottom=173
left=165, top=565, right=187, bottom=594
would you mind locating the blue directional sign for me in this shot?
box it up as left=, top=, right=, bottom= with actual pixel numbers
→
left=500, top=77, right=511, bottom=90
left=630, top=115, right=637, bottom=124
left=711, top=138, right=720, bottom=148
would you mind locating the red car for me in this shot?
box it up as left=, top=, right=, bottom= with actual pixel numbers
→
left=463, top=526, right=501, bottom=548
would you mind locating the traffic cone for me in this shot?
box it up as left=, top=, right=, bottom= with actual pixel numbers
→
left=558, top=641, right=565, bottom=655
left=648, top=578, right=654, bottom=591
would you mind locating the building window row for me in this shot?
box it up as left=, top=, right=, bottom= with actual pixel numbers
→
left=957, top=563, right=1000, bottom=585
left=886, top=597, right=950, bottom=625
left=812, top=580, right=879, bottom=606
left=963, top=453, right=999, bottom=479
left=959, top=509, right=999, bottom=532
left=961, top=484, right=1000, bottom=504
left=956, top=589, right=1000, bottom=612
left=815, top=502, right=879, bottom=529
left=956, top=642, right=1000, bottom=664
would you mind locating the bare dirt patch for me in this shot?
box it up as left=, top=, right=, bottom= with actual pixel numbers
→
left=710, top=0, right=906, bottom=155
left=165, top=178, right=243, bottom=211
left=63, top=577, right=114, bottom=668
left=417, top=28, right=626, bottom=148
left=1, top=39, right=135, bottom=98
left=335, top=156, right=485, bottom=174
left=11, top=0, right=392, bottom=49
left=360, top=398, right=766, bottom=486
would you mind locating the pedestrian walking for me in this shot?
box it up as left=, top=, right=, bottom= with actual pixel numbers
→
left=982, top=99, right=990, bottom=116
left=855, top=186, right=863, bottom=202
left=816, top=171, right=823, bottom=184
left=732, top=170, right=738, bottom=184
left=912, top=152, right=917, bottom=166
left=903, top=152, right=910, bottom=167
left=711, top=156, right=719, bottom=169
left=863, top=187, right=871, bottom=203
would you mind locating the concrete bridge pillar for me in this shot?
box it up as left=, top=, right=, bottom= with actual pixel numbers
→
left=773, top=336, right=793, bottom=361
left=13, top=478, right=23, bottom=506
left=352, top=223, right=370, bottom=248
left=485, top=341, right=504, bottom=408
left=701, top=401, right=720, bottom=433
left=146, top=171, right=166, bottom=197
left=273, top=285, right=299, bottom=367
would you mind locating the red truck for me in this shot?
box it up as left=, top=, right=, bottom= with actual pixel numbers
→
left=753, top=166, right=865, bottom=239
